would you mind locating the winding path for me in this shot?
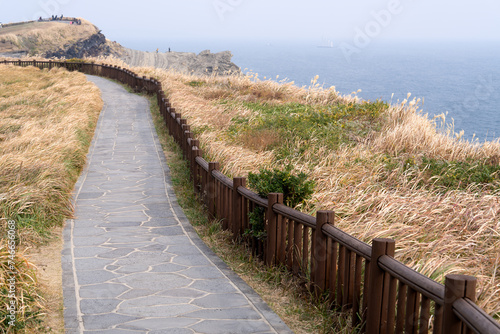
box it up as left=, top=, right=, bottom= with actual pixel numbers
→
left=62, top=76, right=292, bottom=334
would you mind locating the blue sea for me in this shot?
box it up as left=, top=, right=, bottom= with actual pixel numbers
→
left=125, top=38, right=500, bottom=142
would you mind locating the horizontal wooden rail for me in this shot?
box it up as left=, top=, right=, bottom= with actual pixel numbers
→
left=195, top=156, right=209, bottom=172
left=378, top=254, right=444, bottom=303
left=211, top=170, right=233, bottom=188
left=273, top=203, right=316, bottom=229
left=322, top=224, right=372, bottom=260
left=237, top=186, right=269, bottom=208
left=454, top=298, right=500, bottom=333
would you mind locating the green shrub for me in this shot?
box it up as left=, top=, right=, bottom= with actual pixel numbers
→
left=421, top=157, right=500, bottom=190
left=225, top=100, right=388, bottom=161
left=245, top=165, right=315, bottom=240
left=383, top=155, right=500, bottom=190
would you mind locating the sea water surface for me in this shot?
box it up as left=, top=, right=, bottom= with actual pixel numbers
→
left=125, top=38, right=500, bottom=141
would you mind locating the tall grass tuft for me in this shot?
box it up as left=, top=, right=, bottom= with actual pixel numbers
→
left=0, top=64, right=102, bottom=331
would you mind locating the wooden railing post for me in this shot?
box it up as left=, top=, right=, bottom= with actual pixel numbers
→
left=167, top=107, right=175, bottom=136
left=442, top=274, right=477, bottom=334
left=183, top=126, right=191, bottom=160
left=192, top=147, right=202, bottom=194
left=190, top=139, right=199, bottom=176
left=231, top=177, right=246, bottom=240
left=174, top=112, right=181, bottom=143
left=366, top=238, right=396, bottom=334
left=208, top=162, right=219, bottom=219
left=265, top=193, right=283, bottom=266
left=180, top=119, right=187, bottom=153
left=312, top=211, right=334, bottom=295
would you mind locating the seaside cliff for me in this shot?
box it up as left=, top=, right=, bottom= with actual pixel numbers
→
left=0, top=19, right=240, bottom=75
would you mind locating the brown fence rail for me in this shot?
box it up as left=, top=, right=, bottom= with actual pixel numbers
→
left=2, top=59, right=499, bottom=334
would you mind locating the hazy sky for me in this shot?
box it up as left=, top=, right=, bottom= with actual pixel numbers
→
left=2, top=0, right=500, bottom=46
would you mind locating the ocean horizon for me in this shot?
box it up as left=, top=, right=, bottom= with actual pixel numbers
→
left=122, top=38, right=500, bottom=142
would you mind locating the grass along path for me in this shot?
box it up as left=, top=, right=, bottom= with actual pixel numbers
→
left=0, top=64, right=102, bottom=332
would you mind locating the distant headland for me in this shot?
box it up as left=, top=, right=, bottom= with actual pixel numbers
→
left=0, top=18, right=240, bottom=75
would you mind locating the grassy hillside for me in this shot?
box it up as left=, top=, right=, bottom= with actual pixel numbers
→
left=0, top=64, right=102, bottom=332
left=0, top=19, right=120, bottom=57
left=92, top=57, right=500, bottom=319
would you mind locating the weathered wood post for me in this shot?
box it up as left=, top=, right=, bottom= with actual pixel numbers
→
left=208, top=162, right=220, bottom=219
left=180, top=119, right=187, bottom=154
left=366, top=238, right=396, bottom=334
left=190, top=139, right=199, bottom=178
left=192, top=147, right=202, bottom=194
left=183, top=126, right=192, bottom=160
left=442, top=274, right=477, bottom=334
left=265, top=193, right=283, bottom=266
left=312, top=211, right=334, bottom=295
left=167, top=107, right=175, bottom=136
left=174, top=112, right=181, bottom=144
left=157, top=90, right=164, bottom=111
left=232, top=177, right=246, bottom=240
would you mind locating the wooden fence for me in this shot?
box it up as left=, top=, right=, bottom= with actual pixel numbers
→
left=2, top=59, right=499, bottom=334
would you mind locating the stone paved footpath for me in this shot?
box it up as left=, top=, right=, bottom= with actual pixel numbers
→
left=62, top=76, right=293, bottom=334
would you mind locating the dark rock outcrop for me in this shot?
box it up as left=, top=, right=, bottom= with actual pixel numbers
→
left=44, top=32, right=115, bottom=59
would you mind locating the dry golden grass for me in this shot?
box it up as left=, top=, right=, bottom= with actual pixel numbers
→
left=85, top=56, right=500, bottom=319
left=0, top=64, right=102, bottom=332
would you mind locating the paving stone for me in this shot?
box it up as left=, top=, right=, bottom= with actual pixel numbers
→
left=157, top=288, right=207, bottom=299
left=73, top=246, right=111, bottom=258
left=114, top=263, right=151, bottom=274
left=72, top=226, right=106, bottom=237
left=150, top=263, right=187, bottom=273
left=188, top=279, right=238, bottom=294
left=82, top=314, right=141, bottom=330
left=113, top=252, right=172, bottom=266
left=184, top=307, right=262, bottom=320
left=150, top=226, right=185, bottom=236
left=77, top=270, right=119, bottom=285
left=120, top=296, right=192, bottom=308
left=113, top=272, right=192, bottom=290
left=79, top=283, right=129, bottom=299
left=171, top=254, right=213, bottom=267
left=139, top=243, right=168, bottom=252
left=141, top=218, right=177, bottom=227
left=120, top=318, right=198, bottom=330
left=73, top=235, right=109, bottom=247
left=119, top=304, right=201, bottom=318
left=98, top=248, right=135, bottom=259
left=78, top=192, right=106, bottom=199
left=102, top=221, right=143, bottom=227
left=190, top=293, right=249, bottom=309
left=189, top=320, right=273, bottom=334
left=118, top=289, right=158, bottom=300
left=179, top=267, right=225, bottom=280
left=75, top=258, right=116, bottom=271
left=83, top=330, right=141, bottom=334
left=80, top=299, right=121, bottom=314
left=150, top=329, right=195, bottom=334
